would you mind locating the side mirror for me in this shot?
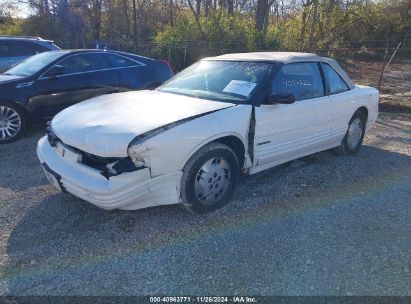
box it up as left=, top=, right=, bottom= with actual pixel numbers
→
left=266, top=93, right=295, bottom=105
left=46, top=65, right=65, bottom=77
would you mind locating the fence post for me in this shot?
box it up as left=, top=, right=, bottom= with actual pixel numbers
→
left=384, top=42, right=402, bottom=73
left=378, top=40, right=389, bottom=90
left=378, top=41, right=402, bottom=90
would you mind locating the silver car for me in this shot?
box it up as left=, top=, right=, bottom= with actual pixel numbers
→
left=0, top=36, right=60, bottom=72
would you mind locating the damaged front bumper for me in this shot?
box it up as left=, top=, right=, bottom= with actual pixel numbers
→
left=37, top=136, right=182, bottom=210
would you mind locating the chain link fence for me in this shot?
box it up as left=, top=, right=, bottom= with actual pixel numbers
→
left=56, top=39, right=411, bottom=112
left=56, top=39, right=409, bottom=65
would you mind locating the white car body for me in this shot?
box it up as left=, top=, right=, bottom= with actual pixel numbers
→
left=37, top=52, right=379, bottom=211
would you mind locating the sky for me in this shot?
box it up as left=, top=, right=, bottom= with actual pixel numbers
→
left=0, top=0, right=31, bottom=18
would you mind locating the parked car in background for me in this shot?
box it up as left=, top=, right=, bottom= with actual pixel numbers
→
left=37, top=52, right=379, bottom=214
left=0, top=49, right=174, bottom=143
left=0, top=36, right=60, bottom=72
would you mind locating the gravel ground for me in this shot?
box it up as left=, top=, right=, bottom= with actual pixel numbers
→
left=0, top=113, right=410, bottom=296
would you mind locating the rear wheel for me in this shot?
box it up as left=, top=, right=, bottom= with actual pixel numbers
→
left=180, top=142, right=239, bottom=214
left=0, top=102, right=26, bottom=144
left=333, top=110, right=366, bottom=155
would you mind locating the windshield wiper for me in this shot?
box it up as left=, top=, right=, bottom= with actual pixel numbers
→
left=219, top=91, right=248, bottom=100
left=3, top=72, right=25, bottom=77
left=202, top=91, right=247, bottom=101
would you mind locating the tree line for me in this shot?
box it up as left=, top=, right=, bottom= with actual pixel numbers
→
left=0, top=0, right=410, bottom=60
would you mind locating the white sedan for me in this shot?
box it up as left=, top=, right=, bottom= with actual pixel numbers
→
left=37, top=52, right=379, bottom=213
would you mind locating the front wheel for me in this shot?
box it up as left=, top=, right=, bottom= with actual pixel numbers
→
left=0, top=102, right=27, bottom=144
left=333, top=110, right=366, bottom=155
left=180, top=142, right=239, bottom=214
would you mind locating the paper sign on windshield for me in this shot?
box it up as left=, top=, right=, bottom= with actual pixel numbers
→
left=223, top=80, right=257, bottom=97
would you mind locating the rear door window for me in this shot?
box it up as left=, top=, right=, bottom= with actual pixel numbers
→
left=271, top=62, right=325, bottom=101
left=102, top=53, right=142, bottom=68
left=57, top=53, right=110, bottom=74
left=321, top=63, right=349, bottom=95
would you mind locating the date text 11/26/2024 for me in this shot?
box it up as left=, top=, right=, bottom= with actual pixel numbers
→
left=149, top=296, right=257, bottom=303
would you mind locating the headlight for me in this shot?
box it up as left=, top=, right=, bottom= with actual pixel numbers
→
left=127, top=145, right=149, bottom=168
left=102, top=157, right=145, bottom=178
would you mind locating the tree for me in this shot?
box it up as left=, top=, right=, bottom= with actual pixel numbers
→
left=308, top=0, right=318, bottom=49
left=132, top=0, right=138, bottom=46
left=256, top=0, right=268, bottom=34
left=78, top=0, right=104, bottom=40
left=187, top=0, right=207, bottom=41
left=298, top=0, right=312, bottom=50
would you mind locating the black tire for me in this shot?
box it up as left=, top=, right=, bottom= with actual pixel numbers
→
left=180, top=142, right=239, bottom=214
left=333, top=110, right=366, bottom=155
left=0, top=102, right=27, bottom=144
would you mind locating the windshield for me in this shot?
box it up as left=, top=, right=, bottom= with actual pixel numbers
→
left=4, top=51, right=67, bottom=77
left=158, top=60, right=272, bottom=104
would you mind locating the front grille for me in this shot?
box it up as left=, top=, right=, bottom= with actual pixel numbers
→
left=46, top=127, right=139, bottom=178
left=81, top=152, right=119, bottom=171
left=46, top=126, right=114, bottom=169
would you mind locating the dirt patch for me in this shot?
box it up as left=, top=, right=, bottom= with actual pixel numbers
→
left=340, top=59, right=411, bottom=114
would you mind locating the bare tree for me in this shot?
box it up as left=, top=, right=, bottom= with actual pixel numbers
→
left=78, top=0, right=103, bottom=40
left=196, top=0, right=201, bottom=16
left=256, top=0, right=268, bottom=34
left=132, top=0, right=137, bottom=46
left=122, top=0, right=130, bottom=38
left=187, top=0, right=207, bottom=41
left=308, top=0, right=318, bottom=49
left=298, top=0, right=313, bottom=50
left=205, top=0, right=212, bottom=16
left=169, top=0, right=174, bottom=25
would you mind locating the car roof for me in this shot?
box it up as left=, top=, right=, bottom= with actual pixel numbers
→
left=208, top=52, right=321, bottom=63
left=36, top=49, right=118, bottom=55
left=55, top=49, right=140, bottom=55
left=205, top=51, right=355, bottom=90
left=53, top=49, right=156, bottom=61
left=55, top=49, right=103, bottom=53
left=0, top=35, right=54, bottom=43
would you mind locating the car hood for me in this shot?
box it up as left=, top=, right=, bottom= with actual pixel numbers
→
left=0, top=74, right=24, bottom=84
left=52, top=90, right=235, bottom=157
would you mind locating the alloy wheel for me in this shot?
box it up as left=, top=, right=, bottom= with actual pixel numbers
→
left=0, top=106, right=22, bottom=141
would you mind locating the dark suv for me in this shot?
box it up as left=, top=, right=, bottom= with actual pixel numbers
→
left=0, top=36, right=60, bottom=72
